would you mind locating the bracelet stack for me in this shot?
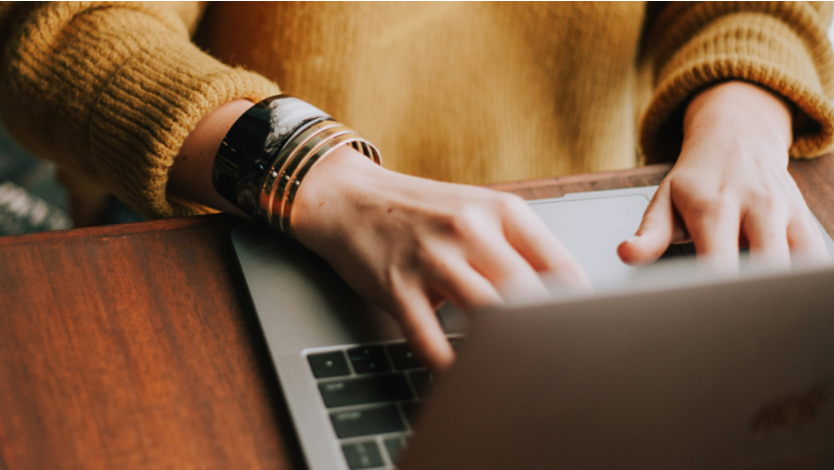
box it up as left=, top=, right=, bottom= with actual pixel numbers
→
left=213, top=95, right=381, bottom=238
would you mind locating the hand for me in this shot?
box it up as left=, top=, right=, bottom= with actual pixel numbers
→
left=292, top=147, right=590, bottom=371
left=619, top=81, right=831, bottom=270
left=168, top=99, right=588, bottom=372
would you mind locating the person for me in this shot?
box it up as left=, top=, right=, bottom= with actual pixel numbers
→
left=1, top=2, right=833, bottom=371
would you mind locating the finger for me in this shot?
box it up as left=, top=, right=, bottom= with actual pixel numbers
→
left=466, top=233, right=551, bottom=303
left=392, top=283, right=455, bottom=372
left=787, top=214, right=832, bottom=263
left=618, top=183, right=687, bottom=265
left=501, top=202, right=591, bottom=289
left=685, top=202, right=741, bottom=273
left=742, top=209, right=790, bottom=269
left=428, top=257, right=504, bottom=312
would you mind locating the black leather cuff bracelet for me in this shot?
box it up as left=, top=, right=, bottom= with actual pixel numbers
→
left=213, top=95, right=329, bottom=217
left=212, top=94, right=381, bottom=237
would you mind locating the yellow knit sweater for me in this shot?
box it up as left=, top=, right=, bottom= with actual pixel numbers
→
left=1, top=2, right=833, bottom=219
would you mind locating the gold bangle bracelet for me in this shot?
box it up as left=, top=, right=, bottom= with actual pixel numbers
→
left=254, top=115, right=381, bottom=237
left=275, top=131, right=361, bottom=234
left=281, top=134, right=381, bottom=238
left=260, top=121, right=355, bottom=229
left=273, top=127, right=357, bottom=232
left=214, top=94, right=330, bottom=218
left=216, top=93, right=381, bottom=237
left=260, top=120, right=347, bottom=227
left=258, top=120, right=341, bottom=224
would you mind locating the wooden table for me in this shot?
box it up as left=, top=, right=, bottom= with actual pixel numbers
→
left=2, top=158, right=833, bottom=469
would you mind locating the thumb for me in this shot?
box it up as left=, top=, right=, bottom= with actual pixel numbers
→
left=618, top=183, right=679, bottom=265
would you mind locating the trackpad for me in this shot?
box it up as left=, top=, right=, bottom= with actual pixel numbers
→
left=440, top=194, right=650, bottom=331
left=529, top=194, right=651, bottom=289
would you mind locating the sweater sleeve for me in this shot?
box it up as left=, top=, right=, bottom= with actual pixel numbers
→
left=639, top=2, right=834, bottom=163
left=0, top=2, right=280, bottom=219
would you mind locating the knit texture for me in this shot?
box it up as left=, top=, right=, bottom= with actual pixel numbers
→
left=1, top=2, right=833, bottom=219
left=640, top=2, right=834, bottom=162
left=0, top=2, right=279, bottom=218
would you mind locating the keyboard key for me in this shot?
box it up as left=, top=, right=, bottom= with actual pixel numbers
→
left=400, top=401, right=422, bottom=427
left=341, top=440, right=384, bottom=469
left=348, top=346, right=392, bottom=374
left=387, top=342, right=423, bottom=370
left=330, top=405, right=406, bottom=438
left=408, top=369, right=435, bottom=398
left=308, top=351, right=350, bottom=378
left=319, top=374, right=413, bottom=408
left=384, top=436, right=408, bottom=465
left=342, top=441, right=384, bottom=469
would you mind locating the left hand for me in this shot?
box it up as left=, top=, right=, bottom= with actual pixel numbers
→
left=618, top=81, right=831, bottom=270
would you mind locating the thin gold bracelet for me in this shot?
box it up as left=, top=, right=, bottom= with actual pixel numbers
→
left=256, top=119, right=381, bottom=236
left=260, top=121, right=355, bottom=229
left=273, top=129, right=357, bottom=233
left=258, top=120, right=337, bottom=226
left=281, top=134, right=380, bottom=238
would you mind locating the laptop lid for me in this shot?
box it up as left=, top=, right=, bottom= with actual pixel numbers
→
left=401, top=265, right=834, bottom=470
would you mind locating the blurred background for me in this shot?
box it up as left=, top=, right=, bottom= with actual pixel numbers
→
left=0, top=123, right=71, bottom=236
left=0, top=123, right=143, bottom=236
left=2, top=20, right=834, bottom=238
left=0, top=124, right=73, bottom=236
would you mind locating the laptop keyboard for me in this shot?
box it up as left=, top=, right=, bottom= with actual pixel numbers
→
left=306, top=337, right=462, bottom=469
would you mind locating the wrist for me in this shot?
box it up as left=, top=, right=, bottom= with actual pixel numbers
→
left=291, top=145, right=383, bottom=249
left=169, top=99, right=254, bottom=218
left=205, top=95, right=381, bottom=237
left=683, top=81, right=793, bottom=152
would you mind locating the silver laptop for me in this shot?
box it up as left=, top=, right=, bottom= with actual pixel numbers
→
left=230, top=186, right=834, bottom=470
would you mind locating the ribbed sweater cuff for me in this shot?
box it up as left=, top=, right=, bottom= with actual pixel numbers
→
left=640, top=11, right=834, bottom=163
left=90, top=41, right=280, bottom=218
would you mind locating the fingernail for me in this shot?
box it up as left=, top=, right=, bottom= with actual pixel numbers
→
left=626, top=236, right=638, bottom=244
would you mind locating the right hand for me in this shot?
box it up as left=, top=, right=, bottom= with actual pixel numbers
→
left=292, top=147, right=590, bottom=371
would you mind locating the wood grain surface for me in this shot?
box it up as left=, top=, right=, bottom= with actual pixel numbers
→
left=0, top=216, right=305, bottom=470
left=1, top=158, right=832, bottom=469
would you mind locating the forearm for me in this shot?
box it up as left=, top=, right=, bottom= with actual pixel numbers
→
left=0, top=2, right=279, bottom=219
left=168, top=99, right=254, bottom=219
